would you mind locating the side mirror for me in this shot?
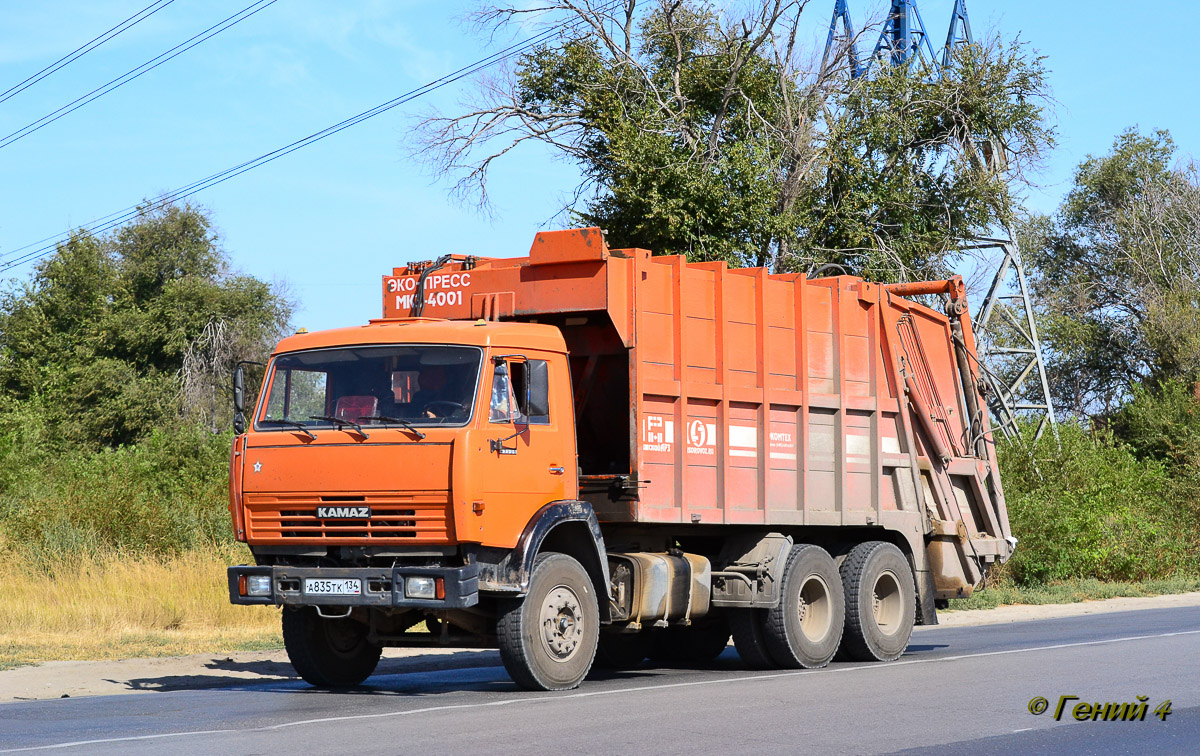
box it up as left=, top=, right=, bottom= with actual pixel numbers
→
left=233, top=366, right=246, bottom=435
left=233, top=366, right=246, bottom=414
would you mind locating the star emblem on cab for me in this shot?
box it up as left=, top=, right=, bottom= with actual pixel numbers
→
left=253, top=460, right=262, bottom=473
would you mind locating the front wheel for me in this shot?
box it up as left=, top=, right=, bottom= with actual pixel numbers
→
left=282, top=607, right=382, bottom=687
left=497, top=553, right=599, bottom=690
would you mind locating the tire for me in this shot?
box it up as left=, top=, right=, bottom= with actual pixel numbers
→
left=282, top=607, right=382, bottom=687
left=650, top=615, right=732, bottom=664
left=839, top=541, right=916, bottom=662
left=497, top=552, right=599, bottom=690
left=595, top=631, right=653, bottom=669
left=730, top=609, right=775, bottom=669
left=763, top=544, right=845, bottom=669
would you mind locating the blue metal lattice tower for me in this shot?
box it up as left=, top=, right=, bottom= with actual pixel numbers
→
left=942, top=0, right=974, bottom=67
left=821, top=0, right=862, bottom=78
left=823, top=0, right=944, bottom=78
left=868, top=0, right=940, bottom=73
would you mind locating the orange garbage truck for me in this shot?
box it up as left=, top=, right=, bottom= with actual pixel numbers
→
left=227, top=228, right=1013, bottom=690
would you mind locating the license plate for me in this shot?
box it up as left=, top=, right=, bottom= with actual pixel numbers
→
left=304, top=578, right=361, bottom=596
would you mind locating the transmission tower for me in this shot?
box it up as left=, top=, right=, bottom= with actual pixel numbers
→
left=821, top=0, right=1059, bottom=442
left=963, top=235, right=1059, bottom=442
left=821, top=0, right=862, bottom=78
left=942, top=0, right=972, bottom=67
left=868, top=0, right=939, bottom=72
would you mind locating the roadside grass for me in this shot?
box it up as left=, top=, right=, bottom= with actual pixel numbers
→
left=0, top=631, right=283, bottom=672
left=947, top=575, right=1200, bottom=611
left=0, top=545, right=281, bottom=670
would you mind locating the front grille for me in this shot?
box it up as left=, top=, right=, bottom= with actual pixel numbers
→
left=244, top=492, right=453, bottom=544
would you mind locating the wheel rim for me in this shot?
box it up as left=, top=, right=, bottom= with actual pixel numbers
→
left=796, top=575, right=833, bottom=643
left=322, top=617, right=363, bottom=656
left=540, top=584, right=585, bottom=662
left=872, top=569, right=903, bottom=635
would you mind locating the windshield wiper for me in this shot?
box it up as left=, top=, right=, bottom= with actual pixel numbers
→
left=358, top=415, right=427, bottom=440
left=259, top=419, right=316, bottom=440
left=309, top=415, right=370, bottom=440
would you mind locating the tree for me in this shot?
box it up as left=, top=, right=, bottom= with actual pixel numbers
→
left=811, top=36, right=1052, bottom=279
left=416, top=0, right=1053, bottom=279
left=0, top=203, right=291, bottom=448
left=1024, top=128, right=1200, bottom=417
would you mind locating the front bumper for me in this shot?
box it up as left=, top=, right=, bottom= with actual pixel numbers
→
left=228, top=564, right=479, bottom=609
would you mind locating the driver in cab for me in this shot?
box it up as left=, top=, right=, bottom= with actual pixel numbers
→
left=413, top=364, right=450, bottom=418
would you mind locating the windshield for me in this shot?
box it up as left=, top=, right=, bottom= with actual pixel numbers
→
left=258, top=345, right=482, bottom=430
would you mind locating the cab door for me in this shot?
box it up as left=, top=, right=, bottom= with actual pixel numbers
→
left=465, top=352, right=577, bottom=547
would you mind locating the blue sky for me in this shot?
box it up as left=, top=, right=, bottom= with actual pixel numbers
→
left=0, top=0, right=1195, bottom=331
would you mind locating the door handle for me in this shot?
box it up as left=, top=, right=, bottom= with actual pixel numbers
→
left=548, top=466, right=565, bottom=475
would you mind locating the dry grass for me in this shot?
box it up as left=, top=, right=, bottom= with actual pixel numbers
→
left=0, top=546, right=281, bottom=670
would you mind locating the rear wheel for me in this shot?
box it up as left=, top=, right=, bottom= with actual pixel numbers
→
left=497, top=553, right=599, bottom=690
left=763, top=544, right=844, bottom=669
left=282, top=607, right=382, bottom=687
left=839, top=541, right=916, bottom=662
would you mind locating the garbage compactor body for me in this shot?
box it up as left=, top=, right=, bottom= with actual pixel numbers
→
left=381, top=228, right=1013, bottom=601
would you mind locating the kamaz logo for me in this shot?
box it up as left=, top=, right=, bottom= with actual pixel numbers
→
left=316, top=506, right=371, bottom=519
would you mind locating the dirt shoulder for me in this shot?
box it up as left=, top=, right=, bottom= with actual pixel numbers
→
left=931, top=590, right=1200, bottom=627
left=0, top=647, right=499, bottom=703
left=5, top=592, right=1200, bottom=703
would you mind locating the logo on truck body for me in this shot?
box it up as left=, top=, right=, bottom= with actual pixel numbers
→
left=316, top=506, right=372, bottom=519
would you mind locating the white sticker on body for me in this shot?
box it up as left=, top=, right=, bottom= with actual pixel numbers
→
left=387, top=273, right=473, bottom=311
left=642, top=415, right=673, bottom=452
left=686, top=420, right=717, bottom=456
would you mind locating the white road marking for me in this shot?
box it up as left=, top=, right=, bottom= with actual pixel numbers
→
left=6, top=627, right=1200, bottom=753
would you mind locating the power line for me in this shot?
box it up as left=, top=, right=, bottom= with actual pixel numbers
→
left=0, top=0, right=279, bottom=151
left=0, top=5, right=609, bottom=273
left=0, top=0, right=178, bottom=106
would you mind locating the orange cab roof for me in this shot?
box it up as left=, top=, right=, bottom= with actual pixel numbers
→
left=271, top=318, right=568, bottom=356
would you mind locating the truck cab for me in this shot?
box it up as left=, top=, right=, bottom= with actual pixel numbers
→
left=230, top=318, right=612, bottom=689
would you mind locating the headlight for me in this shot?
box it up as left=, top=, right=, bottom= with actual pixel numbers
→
left=405, top=576, right=436, bottom=600
left=246, top=575, right=272, bottom=597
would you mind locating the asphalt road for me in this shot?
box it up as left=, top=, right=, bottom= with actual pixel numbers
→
left=2, top=606, right=1198, bottom=755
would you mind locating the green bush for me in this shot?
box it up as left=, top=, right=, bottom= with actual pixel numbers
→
left=1110, top=379, right=1200, bottom=472
left=0, top=424, right=235, bottom=569
left=997, top=422, right=1200, bottom=585
left=0, top=396, right=51, bottom=494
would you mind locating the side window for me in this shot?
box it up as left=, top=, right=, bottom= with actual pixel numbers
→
left=525, top=360, right=550, bottom=425
left=488, top=359, right=550, bottom=425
